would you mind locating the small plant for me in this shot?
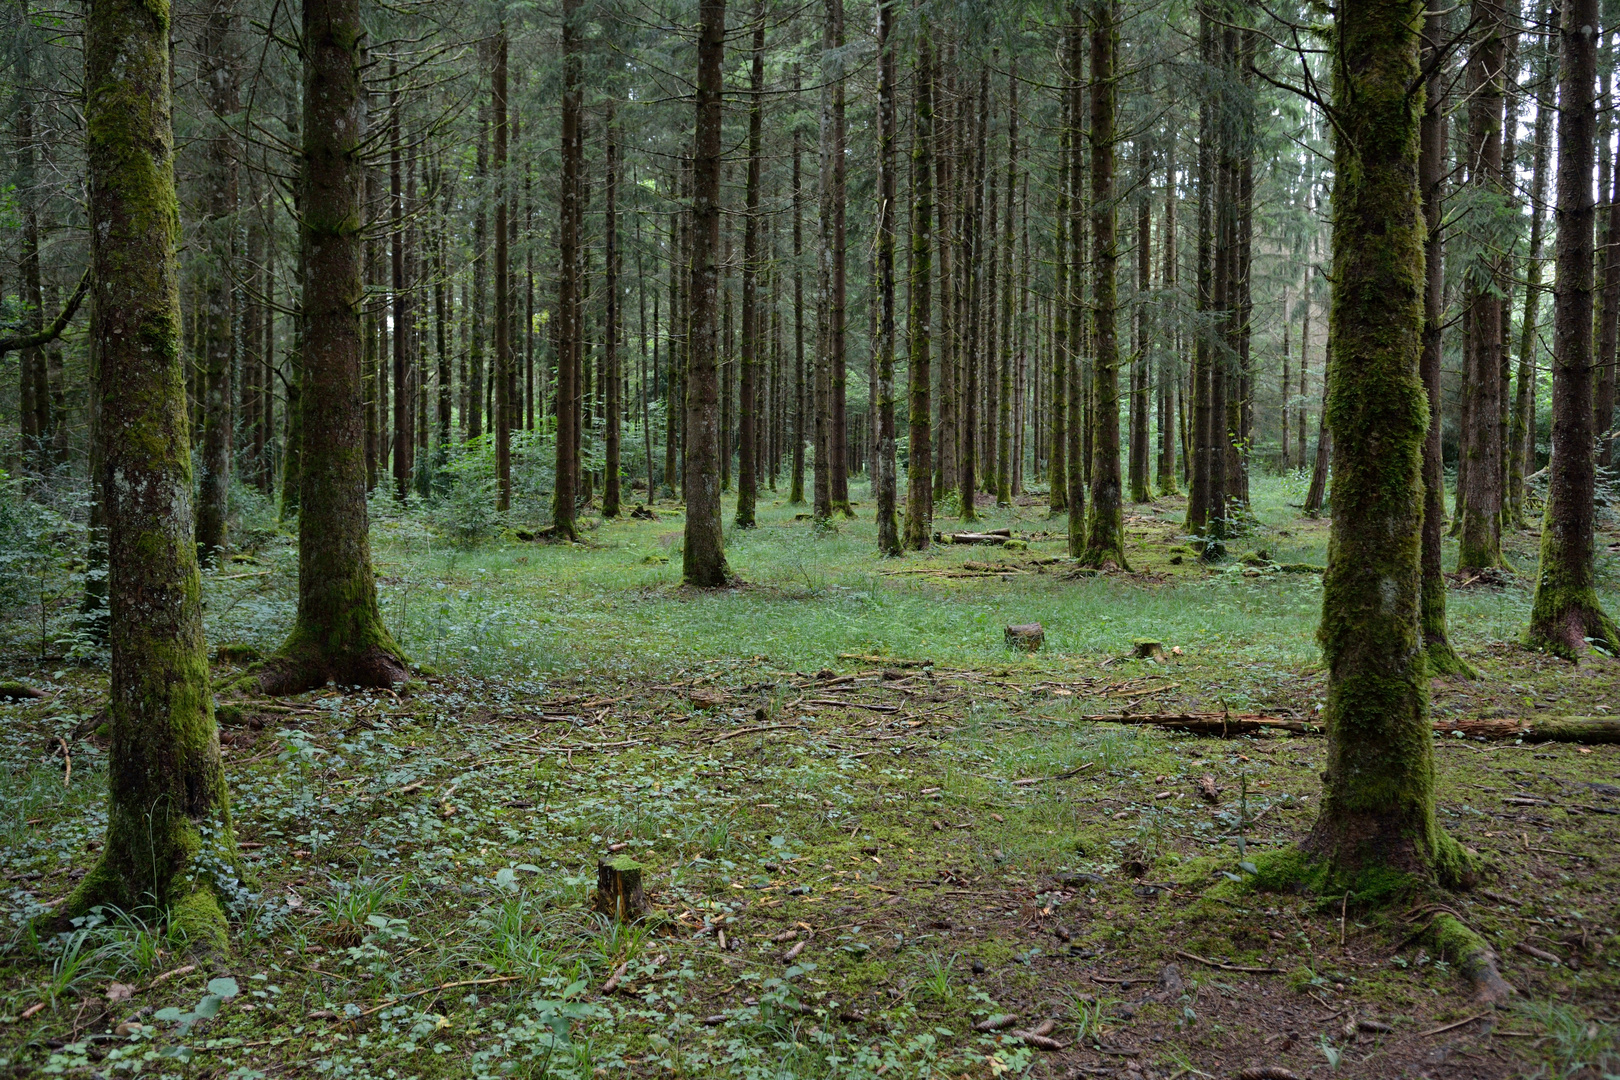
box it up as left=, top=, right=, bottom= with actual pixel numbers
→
left=921, top=952, right=957, bottom=1004
left=153, top=977, right=239, bottom=1062
left=1318, top=1032, right=1343, bottom=1070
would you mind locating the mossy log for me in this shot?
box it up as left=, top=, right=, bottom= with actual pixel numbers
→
left=1068, top=711, right=1620, bottom=744
left=936, top=530, right=1012, bottom=545
left=0, top=681, right=45, bottom=700
left=592, top=856, right=650, bottom=922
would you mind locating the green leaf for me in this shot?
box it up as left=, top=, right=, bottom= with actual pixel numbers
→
left=207, top=977, right=239, bottom=999
left=194, top=995, right=223, bottom=1019
left=1239, top=861, right=1258, bottom=875
left=153, top=1007, right=184, bottom=1022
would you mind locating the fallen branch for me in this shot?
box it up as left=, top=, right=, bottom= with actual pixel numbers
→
left=711, top=724, right=799, bottom=744
left=1417, top=1011, right=1491, bottom=1037
left=1174, top=949, right=1283, bottom=974
left=358, top=974, right=524, bottom=1017
left=1061, top=711, right=1620, bottom=744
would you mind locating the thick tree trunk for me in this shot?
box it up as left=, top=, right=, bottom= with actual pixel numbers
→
left=936, top=53, right=958, bottom=505
left=903, top=32, right=934, bottom=550
left=1050, top=74, right=1070, bottom=516
left=68, top=0, right=238, bottom=943
left=873, top=0, right=899, bottom=554
left=1596, top=97, right=1620, bottom=470
left=1303, top=0, right=1469, bottom=892
left=1419, top=7, right=1472, bottom=677
left=736, top=14, right=765, bottom=530
left=1065, top=12, right=1087, bottom=554
left=195, top=0, right=238, bottom=564
left=813, top=12, right=837, bottom=524
left=959, top=63, right=987, bottom=522
left=683, top=0, right=730, bottom=584
left=1526, top=0, right=1620, bottom=658
left=1187, top=6, right=1216, bottom=540
left=1082, top=0, right=1127, bottom=570
left=1158, top=134, right=1179, bottom=494
left=260, top=0, right=406, bottom=696
left=1129, top=137, right=1151, bottom=504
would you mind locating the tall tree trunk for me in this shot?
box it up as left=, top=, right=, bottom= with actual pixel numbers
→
left=1081, top=0, right=1127, bottom=569
left=553, top=8, right=581, bottom=534
left=1050, top=60, right=1070, bottom=515
left=493, top=31, right=512, bottom=512
left=1526, top=0, right=1620, bottom=657
left=1158, top=133, right=1179, bottom=494
left=66, top=0, right=239, bottom=942
left=683, top=0, right=730, bottom=584
left=1187, top=4, right=1217, bottom=542
left=1457, top=0, right=1506, bottom=571
left=604, top=104, right=623, bottom=518
left=1419, top=7, right=1473, bottom=677
left=470, top=103, right=487, bottom=442
left=936, top=50, right=958, bottom=504
left=1510, top=17, right=1553, bottom=525
left=814, top=12, right=837, bottom=523
left=736, top=12, right=764, bottom=529
left=959, top=62, right=987, bottom=521
left=902, top=25, right=934, bottom=549
left=997, top=62, right=1017, bottom=507
left=872, top=0, right=899, bottom=553
left=790, top=73, right=807, bottom=506
left=1065, top=10, right=1087, bottom=554
left=1302, top=0, right=1474, bottom=896
left=1129, top=135, right=1151, bottom=503
left=195, top=0, right=237, bottom=563
left=14, top=0, right=47, bottom=468
left=1596, top=80, right=1620, bottom=470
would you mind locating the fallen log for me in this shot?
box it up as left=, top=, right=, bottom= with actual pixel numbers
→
left=1067, top=712, right=1620, bottom=744
left=934, top=530, right=1012, bottom=545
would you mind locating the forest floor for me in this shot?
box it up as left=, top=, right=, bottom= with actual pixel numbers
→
left=2, top=474, right=1619, bottom=1080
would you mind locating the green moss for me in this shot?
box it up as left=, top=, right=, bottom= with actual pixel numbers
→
left=169, top=886, right=230, bottom=954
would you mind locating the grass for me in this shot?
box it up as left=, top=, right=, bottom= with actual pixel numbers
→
left=0, top=471, right=1615, bottom=1078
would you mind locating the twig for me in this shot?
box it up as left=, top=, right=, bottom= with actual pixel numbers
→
left=710, top=724, right=799, bottom=743
left=1417, top=1011, right=1489, bottom=1037
left=357, top=974, right=524, bottom=1017
left=1173, top=949, right=1283, bottom=974
left=1011, top=763, right=1094, bottom=786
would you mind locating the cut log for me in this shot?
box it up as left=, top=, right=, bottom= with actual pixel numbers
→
left=1062, top=711, right=1620, bottom=745
left=1005, top=623, right=1045, bottom=651
left=592, top=856, right=650, bottom=922
left=0, top=681, right=45, bottom=700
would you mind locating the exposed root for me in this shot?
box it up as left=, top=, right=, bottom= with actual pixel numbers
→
left=256, top=646, right=409, bottom=696
left=1428, top=913, right=1514, bottom=1006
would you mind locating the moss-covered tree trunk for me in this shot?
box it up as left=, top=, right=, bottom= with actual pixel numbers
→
left=1065, top=12, right=1087, bottom=556
left=827, top=0, right=851, bottom=518
left=872, top=0, right=899, bottom=554
left=259, top=0, right=406, bottom=696
left=683, top=0, right=730, bottom=585
left=1509, top=37, right=1553, bottom=526
left=1303, top=0, right=1467, bottom=890
left=493, top=33, right=513, bottom=514
left=997, top=64, right=1017, bottom=509
left=603, top=106, right=622, bottom=520
left=901, top=27, right=933, bottom=550
left=736, top=10, right=764, bottom=531
left=790, top=96, right=807, bottom=507
left=1049, top=69, right=1070, bottom=519
left=1418, top=6, right=1472, bottom=678
left=1526, top=0, right=1620, bottom=658
left=69, top=0, right=238, bottom=943
left=1081, top=0, right=1128, bottom=571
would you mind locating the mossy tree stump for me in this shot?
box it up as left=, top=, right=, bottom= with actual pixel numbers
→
left=1005, top=623, right=1044, bottom=651
left=593, top=856, right=650, bottom=922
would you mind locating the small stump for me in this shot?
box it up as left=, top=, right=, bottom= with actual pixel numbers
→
left=1005, top=623, right=1045, bottom=651
left=593, top=856, right=650, bottom=922
left=1132, top=640, right=1167, bottom=662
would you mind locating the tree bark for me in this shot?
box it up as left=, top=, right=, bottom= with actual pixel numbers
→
left=1050, top=61, right=1070, bottom=516
left=1304, top=0, right=1469, bottom=891
left=1509, top=19, right=1553, bottom=524
left=1419, top=5, right=1473, bottom=677
left=683, top=0, right=730, bottom=585
left=902, top=30, right=934, bottom=550
left=259, top=0, right=406, bottom=696
left=873, top=0, right=899, bottom=554
left=736, top=12, right=765, bottom=530
left=604, top=103, right=622, bottom=519
left=1526, top=0, right=1620, bottom=658
left=552, top=7, right=580, bottom=535
left=790, top=73, right=807, bottom=506
left=1457, top=0, right=1506, bottom=572
left=195, top=0, right=238, bottom=564
left=1082, top=0, right=1128, bottom=570
left=493, top=31, right=512, bottom=513
left=67, top=0, right=239, bottom=943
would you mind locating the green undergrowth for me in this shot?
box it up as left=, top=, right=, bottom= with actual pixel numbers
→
left=0, top=472, right=1615, bottom=1077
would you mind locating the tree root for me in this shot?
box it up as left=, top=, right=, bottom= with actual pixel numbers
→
left=1427, top=913, right=1514, bottom=1006
left=254, top=646, right=409, bottom=696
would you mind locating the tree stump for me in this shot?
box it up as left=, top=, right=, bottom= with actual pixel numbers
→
left=1132, top=640, right=1168, bottom=662
left=592, top=856, right=650, bottom=922
left=1005, top=623, right=1044, bottom=651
